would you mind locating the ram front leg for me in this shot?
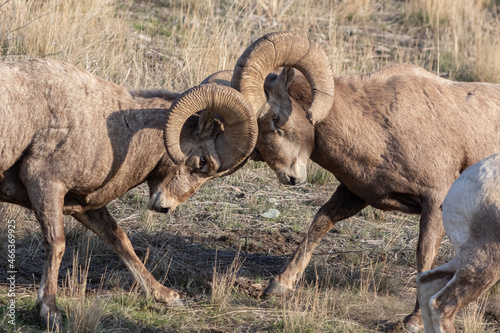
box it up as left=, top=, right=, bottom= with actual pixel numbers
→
left=263, top=183, right=366, bottom=296
left=73, top=207, right=182, bottom=306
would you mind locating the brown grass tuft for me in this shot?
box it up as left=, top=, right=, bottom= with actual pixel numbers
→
left=210, top=251, right=244, bottom=310
left=63, top=250, right=106, bottom=333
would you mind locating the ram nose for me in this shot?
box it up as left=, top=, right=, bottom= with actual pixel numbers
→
left=155, top=207, right=171, bottom=214
left=285, top=174, right=305, bottom=185
left=274, top=160, right=308, bottom=186
left=147, top=191, right=177, bottom=213
left=288, top=176, right=298, bottom=185
left=276, top=170, right=306, bottom=186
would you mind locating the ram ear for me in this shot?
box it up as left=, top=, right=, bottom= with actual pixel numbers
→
left=278, top=67, right=295, bottom=91
left=196, top=110, right=215, bottom=138
left=232, top=32, right=334, bottom=125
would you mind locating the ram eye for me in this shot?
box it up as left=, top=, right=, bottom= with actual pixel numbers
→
left=272, top=114, right=280, bottom=125
left=199, top=156, right=206, bottom=170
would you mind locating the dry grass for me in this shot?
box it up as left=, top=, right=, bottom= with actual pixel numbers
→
left=280, top=285, right=339, bottom=332
left=405, top=0, right=488, bottom=28
left=210, top=251, right=244, bottom=310
left=1, top=0, right=500, bottom=332
left=62, top=251, right=106, bottom=333
left=472, top=28, right=500, bottom=83
left=0, top=0, right=135, bottom=82
left=277, top=276, right=360, bottom=333
left=460, top=294, right=494, bottom=333
left=404, top=0, right=500, bottom=82
left=3, top=0, right=500, bottom=85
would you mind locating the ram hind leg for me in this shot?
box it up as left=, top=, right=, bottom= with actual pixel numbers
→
left=263, top=183, right=367, bottom=296
left=25, top=181, right=66, bottom=330
left=405, top=192, right=448, bottom=332
left=73, top=207, right=182, bottom=306
left=429, top=253, right=500, bottom=333
left=417, top=259, right=458, bottom=333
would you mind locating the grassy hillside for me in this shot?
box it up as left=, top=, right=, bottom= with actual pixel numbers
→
left=1, top=0, right=500, bottom=331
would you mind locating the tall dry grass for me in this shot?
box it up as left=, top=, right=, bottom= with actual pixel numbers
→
left=279, top=284, right=339, bottom=332
left=0, top=0, right=396, bottom=90
left=459, top=294, right=491, bottom=333
left=210, top=251, right=243, bottom=310
left=405, top=0, right=489, bottom=28
left=62, top=250, right=106, bottom=333
left=2, top=0, right=500, bottom=89
left=472, top=25, right=500, bottom=83
left=405, top=0, right=500, bottom=82
left=278, top=275, right=366, bottom=332
left=0, top=0, right=137, bottom=83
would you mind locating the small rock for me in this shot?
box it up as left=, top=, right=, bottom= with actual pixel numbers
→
left=261, top=208, right=280, bottom=219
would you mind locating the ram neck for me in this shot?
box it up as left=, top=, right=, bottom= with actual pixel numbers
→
left=309, top=76, right=386, bottom=187
left=70, top=95, right=174, bottom=211
left=111, top=95, right=175, bottom=169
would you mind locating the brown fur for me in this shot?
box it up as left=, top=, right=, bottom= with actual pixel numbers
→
left=0, top=59, right=238, bottom=328
left=230, top=63, right=500, bottom=331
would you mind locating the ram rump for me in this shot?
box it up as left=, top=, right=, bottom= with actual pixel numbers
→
left=230, top=31, right=500, bottom=332
left=0, top=58, right=257, bottom=329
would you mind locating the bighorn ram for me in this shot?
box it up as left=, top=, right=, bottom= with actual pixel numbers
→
left=417, top=153, right=500, bottom=333
left=229, top=31, right=500, bottom=331
left=0, top=58, right=257, bottom=328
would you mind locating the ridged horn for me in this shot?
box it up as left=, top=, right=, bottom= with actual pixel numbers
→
left=164, top=84, right=257, bottom=172
left=232, top=31, right=334, bottom=124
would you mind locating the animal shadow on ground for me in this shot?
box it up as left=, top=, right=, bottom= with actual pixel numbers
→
left=0, top=220, right=298, bottom=300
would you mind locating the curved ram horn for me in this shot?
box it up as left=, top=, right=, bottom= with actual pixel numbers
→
left=232, top=31, right=334, bottom=125
left=164, top=84, right=257, bottom=172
